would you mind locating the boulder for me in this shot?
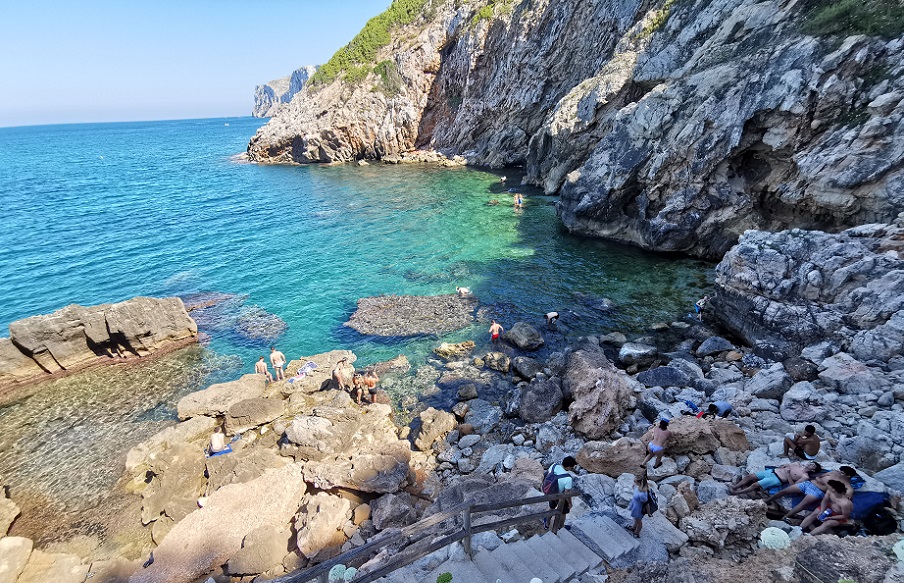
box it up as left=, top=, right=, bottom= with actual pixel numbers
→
left=783, top=357, right=818, bottom=382
left=126, top=416, right=218, bottom=474
left=696, top=337, right=734, bottom=357
left=295, top=493, right=351, bottom=560
left=463, top=399, right=502, bottom=434
left=818, top=353, right=885, bottom=395
left=344, top=294, right=477, bottom=336
left=0, top=537, right=32, bottom=583
left=433, top=341, right=475, bottom=360
left=575, top=439, right=645, bottom=478
left=0, top=489, right=20, bottom=536
left=371, top=493, right=418, bottom=530
left=206, top=447, right=289, bottom=492
left=518, top=378, right=563, bottom=423
left=177, top=374, right=267, bottom=420
left=644, top=416, right=748, bottom=455
left=482, top=352, right=511, bottom=373
left=568, top=356, right=637, bottom=440
left=130, top=464, right=306, bottom=583
left=745, top=363, right=792, bottom=400
left=696, top=479, right=729, bottom=504
left=141, top=442, right=208, bottom=525
left=618, top=343, right=658, bottom=366
left=511, top=356, right=544, bottom=380
left=227, top=526, right=292, bottom=576
left=780, top=381, right=828, bottom=422
left=679, top=497, right=768, bottom=549
left=413, top=408, right=457, bottom=451
left=457, top=384, right=479, bottom=400
left=561, top=348, right=607, bottom=401
left=224, top=398, right=285, bottom=435
left=302, top=442, right=411, bottom=493
left=16, top=550, right=87, bottom=583
left=874, top=462, right=904, bottom=494
left=665, top=481, right=698, bottom=523
left=503, top=322, right=544, bottom=351
left=281, top=350, right=356, bottom=395
left=0, top=338, right=45, bottom=387
left=636, top=366, right=691, bottom=388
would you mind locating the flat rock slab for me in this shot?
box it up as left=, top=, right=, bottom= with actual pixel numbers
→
left=344, top=294, right=478, bottom=337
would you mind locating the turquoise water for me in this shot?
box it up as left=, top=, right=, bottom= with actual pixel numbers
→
left=0, top=117, right=711, bottom=545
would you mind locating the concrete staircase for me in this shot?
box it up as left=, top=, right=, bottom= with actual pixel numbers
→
left=376, top=521, right=623, bottom=583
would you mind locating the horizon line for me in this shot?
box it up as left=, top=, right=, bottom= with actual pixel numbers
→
left=0, top=114, right=269, bottom=131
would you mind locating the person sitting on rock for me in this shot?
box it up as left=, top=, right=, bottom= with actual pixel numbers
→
left=209, top=427, right=226, bottom=455
left=729, top=461, right=820, bottom=497
left=701, top=400, right=733, bottom=418
left=782, top=425, right=821, bottom=460
left=767, top=466, right=857, bottom=521
left=641, top=419, right=672, bottom=469
left=254, top=356, right=273, bottom=382
left=799, top=479, right=853, bottom=535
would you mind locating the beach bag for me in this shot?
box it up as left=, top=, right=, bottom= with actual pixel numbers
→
left=542, top=466, right=569, bottom=494
left=643, top=490, right=658, bottom=516
left=862, top=504, right=897, bottom=536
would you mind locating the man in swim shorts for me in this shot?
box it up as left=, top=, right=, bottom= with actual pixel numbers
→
left=799, top=479, right=853, bottom=535
left=545, top=311, right=559, bottom=329
left=270, top=346, right=286, bottom=380
left=767, top=465, right=856, bottom=520
left=255, top=356, right=273, bottom=382
left=489, top=320, right=504, bottom=344
left=782, top=425, right=821, bottom=460
left=641, top=420, right=672, bottom=469
left=694, top=295, right=710, bottom=321
left=729, top=461, right=819, bottom=496
left=363, top=369, right=379, bottom=401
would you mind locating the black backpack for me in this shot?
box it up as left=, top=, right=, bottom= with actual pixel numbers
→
left=643, top=490, right=659, bottom=516
left=862, top=504, right=898, bottom=536
left=542, top=466, right=569, bottom=494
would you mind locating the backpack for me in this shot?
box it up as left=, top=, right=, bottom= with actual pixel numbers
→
left=643, top=490, right=658, bottom=516
left=542, top=466, right=569, bottom=495
left=861, top=504, right=897, bottom=536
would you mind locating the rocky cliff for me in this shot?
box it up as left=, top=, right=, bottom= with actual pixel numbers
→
left=252, top=65, right=317, bottom=117
left=247, top=0, right=904, bottom=258
left=0, top=297, right=197, bottom=392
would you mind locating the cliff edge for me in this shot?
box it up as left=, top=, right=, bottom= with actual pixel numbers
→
left=247, top=0, right=904, bottom=258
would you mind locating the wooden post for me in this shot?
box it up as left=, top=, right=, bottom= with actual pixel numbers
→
left=463, top=506, right=473, bottom=559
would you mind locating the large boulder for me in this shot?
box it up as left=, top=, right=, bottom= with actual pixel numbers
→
left=618, top=343, right=658, bottom=366
left=695, top=337, right=735, bottom=358
left=205, top=447, right=289, bottom=492
left=16, top=550, right=87, bottom=583
left=140, top=442, right=208, bottom=526
left=518, top=378, right=563, bottom=423
left=780, top=381, right=828, bottom=422
left=745, top=363, right=792, bottom=400
left=0, top=537, right=32, bottom=583
left=874, top=462, right=904, bottom=494
left=503, top=322, right=544, bottom=351
left=463, top=399, right=502, bottom=434
left=281, top=350, right=357, bottom=395
left=412, top=408, right=456, bottom=451
left=567, top=352, right=637, bottom=440
left=125, top=416, right=218, bottom=474
left=226, top=525, right=292, bottom=576
left=679, top=497, right=768, bottom=549
left=371, top=493, right=418, bottom=530
left=6, top=297, right=196, bottom=375
left=636, top=366, right=691, bottom=388
left=177, top=374, right=267, bottom=420
left=302, top=443, right=411, bottom=494
left=224, top=398, right=285, bottom=435
left=130, top=464, right=306, bottom=583
left=644, top=417, right=748, bottom=455
left=295, top=493, right=351, bottom=560
left=511, top=356, right=544, bottom=380
left=576, top=439, right=646, bottom=478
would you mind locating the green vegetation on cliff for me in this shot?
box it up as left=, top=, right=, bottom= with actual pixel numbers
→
left=310, top=0, right=430, bottom=86
left=804, top=0, right=904, bottom=38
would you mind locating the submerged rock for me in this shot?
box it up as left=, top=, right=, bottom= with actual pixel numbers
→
left=344, top=294, right=478, bottom=337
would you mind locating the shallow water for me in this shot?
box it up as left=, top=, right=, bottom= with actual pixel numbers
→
left=0, top=117, right=712, bottom=543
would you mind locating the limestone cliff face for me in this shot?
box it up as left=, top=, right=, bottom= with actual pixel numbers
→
left=252, top=66, right=317, bottom=117
left=247, top=0, right=904, bottom=257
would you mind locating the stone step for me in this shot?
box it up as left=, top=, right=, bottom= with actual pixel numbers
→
left=555, top=527, right=604, bottom=570
left=473, top=547, right=516, bottom=583
left=508, top=539, right=562, bottom=583
left=569, top=515, right=640, bottom=567
left=491, top=542, right=540, bottom=583
left=425, top=556, right=493, bottom=583
left=525, top=534, right=576, bottom=582
left=540, top=532, right=592, bottom=576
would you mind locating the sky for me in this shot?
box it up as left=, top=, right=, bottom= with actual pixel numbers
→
left=0, top=0, right=393, bottom=127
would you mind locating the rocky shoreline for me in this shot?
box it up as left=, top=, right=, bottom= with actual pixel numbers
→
left=1, top=221, right=902, bottom=582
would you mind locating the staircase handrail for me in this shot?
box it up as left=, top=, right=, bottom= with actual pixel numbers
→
left=272, top=491, right=579, bottom=583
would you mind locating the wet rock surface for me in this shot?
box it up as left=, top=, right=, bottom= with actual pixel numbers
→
left=344, top=294, right=478, bottom=337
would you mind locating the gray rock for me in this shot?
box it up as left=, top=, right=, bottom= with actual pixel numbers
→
left=783, top=357, right=818, bottom=382
left=819, top=353, right=885, bottom=395
left=518, top=378, right=563, bottom=423
left=696, top=479, right=729, bottom=504
left=463, top=399, right=502, bottom=434
left=636, top=366, right=691, bottom=388
left=457, top=383, right=479, bottom=400
left=873, top=462, right=904, bottom=494
left=618, top=343, right=658, bottom=366
left=511, top=356, right=544, bottom=380
left=504, top=322, right=544, bottom=351
left=224, top=398, right=285, bottom=435
left=252, top=65, right=317, bottom=118
left=345, top=294, right=477, bottom=337
left=458, top=434, right=480, bottom=448
left=371, top=493, right=417, bottom=530
left=878, top=391, right=895, bottom=408
left=482, top=352, right=511, bottom=373
left=696, top=337, right=735, bottom=357
left=780, top=381, right=828, bottom=422
left=413, top=408, right=457, bottom=451
left=746, top=363, right=793, bottom=400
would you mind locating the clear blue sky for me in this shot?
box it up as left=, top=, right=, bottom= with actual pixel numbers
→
left=0, top=1, right=392, bottom=127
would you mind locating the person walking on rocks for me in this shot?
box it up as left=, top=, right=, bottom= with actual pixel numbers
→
left=694, top=295, right=710, bottom=321
left=270, top=346, right=286, bottom=380
left=642, top=419, right=671, bottom=469
left=627, top=473, right=650, bottom=538
left=782, top=425, right=821, bottom=460
left=489, top=320, right=504, bottom=344
left=255, top=356, right=273, bottom=382
left=542, top=456, right=577, bottom=533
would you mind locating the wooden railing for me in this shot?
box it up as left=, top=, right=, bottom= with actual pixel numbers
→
left=271, top=491, right=579, bottom=583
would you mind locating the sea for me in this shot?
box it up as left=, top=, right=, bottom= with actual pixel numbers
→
left=0, top=117, right=712, bottom=548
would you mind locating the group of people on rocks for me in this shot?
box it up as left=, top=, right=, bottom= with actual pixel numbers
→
left=253, top=347, right=382, bottom=405
left=254, top=346, right=287, bottom=382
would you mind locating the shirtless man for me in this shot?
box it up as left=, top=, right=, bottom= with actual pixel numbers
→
left=799, top=479, right=853, bottom=535
left=641, top=420, right=672, bottom=469
left=363, top=369, right=380, bottom=401
left=545, top=311, right=559, bottom=329
left=694, top=296, right=710, bottom=321
left=729, top=461, right=820, bottom=496
left=489, top=320, right=504, bottom=344
left=351, top=373, right=365, bottom=405
left=783, top=425, right=821, bottom=460
left=270, top=346, right=286, bottom=380
left=767, top=465, right=857, bottom=521
left=332, top=358, right=349, bottom=391
left=255, top=356, right=273, bottom=382
left=513, top=193, right=524, bottom=209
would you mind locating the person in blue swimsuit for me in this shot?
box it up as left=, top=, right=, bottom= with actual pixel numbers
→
left=641, top=419, right=672, bottom=469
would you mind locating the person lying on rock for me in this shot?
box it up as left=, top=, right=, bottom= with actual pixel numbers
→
left=782, top=425, right=821, bottom=460
left=728, top=461, right=820, bottom=497
left=767, top=465, right=858, bottom=521
left=799, top=479, right=853, bottom=535
left=641, top=419, right=672, bottom=469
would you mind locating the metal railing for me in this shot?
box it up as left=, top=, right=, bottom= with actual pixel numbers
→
left=272, top=491, right=579, bottom=583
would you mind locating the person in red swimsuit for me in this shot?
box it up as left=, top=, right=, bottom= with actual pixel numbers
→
left=800, top=479, right=853, bottom=535
left=489, top=320, right=504, bottom=343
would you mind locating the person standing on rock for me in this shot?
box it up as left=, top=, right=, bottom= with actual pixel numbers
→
left=270, top=346, right=286, bottom=380
left=255, top=356, right=273, bottom=382
left=627, top=473, right=650, bottom=538
left=782, top=425, right=821, bottom=460
left=332, top=358, right=349, bottom=391
left=642, top=419, right=672, bottom=469
left=489, top=320, right=504, bottom=344
left=363, top=369, right=380, bottom=402
left=694, top=295, right=710, bottom=321
left=543, top=456, right=577, bottom=532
